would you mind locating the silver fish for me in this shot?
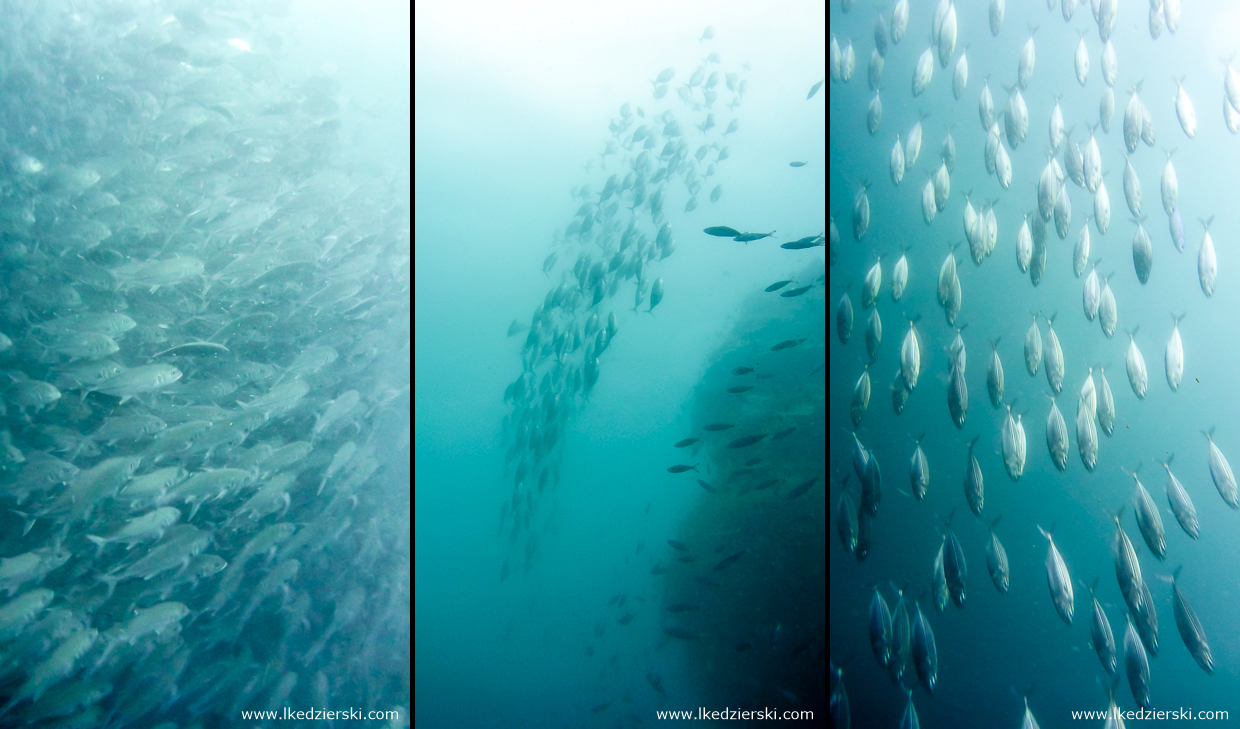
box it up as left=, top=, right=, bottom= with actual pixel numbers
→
left=1043, top=313, right=1064, bottom=395
left=910, top=434, right=929, bottom=501
left=1125, top=327, right=1148, bottom=399
left=985, top=516, right=1009, bottom=594
left=1169, top=567, right=1213, bottom=674
left=1002, top=403, right=1026, bottom=482
left=1086, top=578, right=1117, bottom=676
left=1038, top=525, right=1074, bottom=625
left=1127, top=466, right=1166, bottom=559
left=1124, top=615, right=1152, bottom=709
left=1203, top=427, right=1238, bottom=509
left=1045, top=393, right=1069, bottom=471
left=869, top=587, right=892, bottom=668
left=911, top=602, right=938, bottom=692
left=987, top=337, right=1004, bottom=408
left=1098, top=365, right=1116, bottom=436
left=1165, top=312, right=1185, bottom=391
left=964, top=436, right=983, bottom=516
left=1159, top=454, right=1198, bottom=539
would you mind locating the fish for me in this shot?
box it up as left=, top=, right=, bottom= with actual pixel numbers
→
left=1159, top=454, right=1199, bottom=538
left=1046, top=394, right=1069, bottom=472
left=771, top=338, right=806, bottom=351
left=789, top=161, right=808, bottom=167
left=1162, top=149, right=1179, bottom=214
left=1174, top=76, right=1197, bottom=137
left=780, top=285, right=813, bottom=297
left=1126, top=327, right=1148, bottom=399
left=1112, top=508, right=1145, bottom=616
left=765, top=280, right=793, bottom=292
left=987, top=338, right=1004, bottom=408
left=1038, top=525, right=1075, bottom=625
left=807, top=80, right=823, bottom=100
left=673, top=437, right=700, bottom=448
left=1002, top=404, right=1027, bottom=481
left=727, top=385, right=754, bottom=394
left=943, top=525, right=967, bottom=608
left=911, top=602, right=937, bottom=693
left=1168, top=567, right=1213, bottom=674
left=1165, top=313, right=1186, bottom=391
left=1127, top=466, right=1166, bottom=559
left=985, top=516, right=1009, bottom=594
left=910, top=434, right=929, bottom=501
left=1043, top=313, right=1065, bottom=395
left=1097, top=366, right=1117, bottom=436
left=836, top=491, right=858, bottom=556
left=869, top=587, right=892, bottom=667
left=1203, top=427, right=1239, bottom=509
left=1198, top=217, right=1217, bottom=297
left=704, top=224, right=741, bottom=238
left=931, top=541, right=949, bottom=613
left=1085, top=578, right=1117, bottom=676
left=947, top=363, right=968, bottom=430
left=727, top=434, right=765, bottom=449
left=1024, top=313, right=1042, bottom=376
left=703, top=423, right=735, bottom=432
left=666, top=464, right=698, bottom=474
left=734, top=231, right=776, bottom=243
left=1124, top=616, right=1152, bottom=709
left=785, top=475, right=817, bottom=500
left=713, top=549, right=746, bottom=571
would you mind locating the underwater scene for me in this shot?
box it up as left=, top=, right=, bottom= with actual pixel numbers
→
left=832, top=0, right=1240, bottom=727
left=416, top=1, right=825, bottom=726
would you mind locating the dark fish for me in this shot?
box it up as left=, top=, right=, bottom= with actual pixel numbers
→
left=755, top=478, right=778, bottom=490
left=808, top=79, right=824, bottom=99
left=771, top=338, right=806, bottom=350
left=727, top=385, right=754, bottom=393
left=789, top=161, right=808, bottom=167
left=666, top=603, right=700, bottom=613
left=780, top=285, right=814, bottom=296
left=713, top=549, right=747, bottom=571
left=733, top=230, right=776, bottom=242
left=667, top=539, right=689, bottom=551
left=703, top=226, right=742, bottom=237
left=765, top=280, right=793, bottom=292
left=727, top=434, right=766, bottom=448
left=772, top=427, right=797, bottom=439
left=703, top=423, right=735, bottom=431
left=697, top=479, right=720, bottom=493
left=732, top=366, right=755, bottom=374
left=743, top=457, right=762, bottom=466
left=663, top=626, right=702, bottom=640
left=786, top=475, right=818, bottom=499
left=673, top=437, right=700, bottom=448
left=617, top=613, right=634, bottom=625
left=667, top=464, right=698, bottom=473
left=782, top=235, right=825, bottom=249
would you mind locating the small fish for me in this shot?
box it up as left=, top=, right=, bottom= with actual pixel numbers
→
left=667, top=539, right=689, bottom=552
left=674, top=437, right=700, bottom=448
left=703, top=226, right=742, bottom=237
left=703, top=423, right=734, bottom=431
left=727, top=385, right=753, bottom=394
left=771, top=338, right=806, bottom=351
left=667, top=464, right=698, bottom=473
left=732, top=366, right=755, bottom=374
left=696, top=479, right=720, bottom=494
left=727, top=434, right=766, bottom=449
left=772, top=427, right=797, bottom=439
left=807, top=80, right=824, bottom=99
left=734, top=230, right=776, bottom=242
left=789, top=161, right=807, bottom=167
left=713, top=549, right=747, bottom=571
left=765, top=281, right=793, bottom=292
left=786, top=475, right=817, bottom=499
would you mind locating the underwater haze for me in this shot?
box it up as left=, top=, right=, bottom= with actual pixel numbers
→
left=833, top=0, right=1240, bottom=727
left=415, top=1, right=826, bottom=726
